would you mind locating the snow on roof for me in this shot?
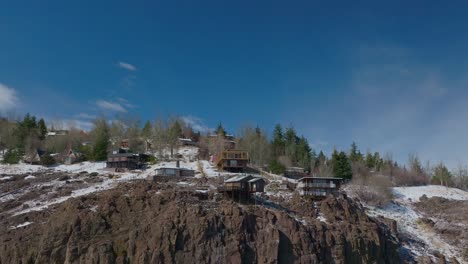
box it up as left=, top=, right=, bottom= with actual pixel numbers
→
left=248, top=177, right=265, bottom=183
left=225, top=175, right=252, bottom=183
left=156, top=167, right=194, bottom=171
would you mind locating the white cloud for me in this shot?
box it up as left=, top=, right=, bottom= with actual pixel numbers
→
left=46, top=118, right=94, bottom=131
left=347, top=45, right=468, bottom=168
left=181, top=115, right=213, bottom=133
left=96, top=100, right=127, bottom=112
left=76, top=113, right=96, bottom=119
left=0, top=83, right=18, bottom=111
left=117, top=61, right=137, bottom=71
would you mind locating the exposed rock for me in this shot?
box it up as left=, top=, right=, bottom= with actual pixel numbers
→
left=0, top=182, right=401, bottom=264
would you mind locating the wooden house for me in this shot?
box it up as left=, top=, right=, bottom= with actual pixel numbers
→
left=154, top=167, right=195, bottom=177
left=296, top=177, right=343, bottom=198
left=213, top=150, right=249, bottom=172
left=218, top=175, right=266, bottom=200
left=106, top=152, right=142, bottom=171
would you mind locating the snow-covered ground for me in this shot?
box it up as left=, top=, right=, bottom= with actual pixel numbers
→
left=0, top=162, right=49, bottom=175
left=353, top=185, right=468, bottom=262
left=1, top=146, right=242, bottom=216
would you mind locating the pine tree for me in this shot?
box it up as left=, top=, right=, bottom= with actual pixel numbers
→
left=142, top=121, right=152, bottom=138
left=37, top=118, right=47, bottom=140
left=271, top=124, right=285, bottom=158
left=365, top=152, right=375, bottom=169
left=215, top=123, right=226, bottom=136
left=349, top=142, right=363, bottom=162
left=92, top=119, right=110, bottom=161
left=168, top=120, right=183, bottom=157
left=332, top=151, right=352, bottom=180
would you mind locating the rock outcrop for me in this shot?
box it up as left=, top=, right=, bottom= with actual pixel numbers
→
left=0, top=181, right=401, bottom=264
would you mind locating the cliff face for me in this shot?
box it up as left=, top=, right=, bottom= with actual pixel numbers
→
left=0, top=181, right=400, bottom=264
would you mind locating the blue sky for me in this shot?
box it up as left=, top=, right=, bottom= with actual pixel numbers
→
left=1, top=1, right=468, bottom=167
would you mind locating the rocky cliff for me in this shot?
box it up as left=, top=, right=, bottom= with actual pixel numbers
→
left=0, top=181, right=401, bottom=264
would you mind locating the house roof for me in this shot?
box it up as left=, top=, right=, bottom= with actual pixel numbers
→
left=108, top=153, right=139, bottom=158
left=155, top=167, right=194, bottom=172
left=225, top=175, right=252, bottom=183
left=248, top=177, right=265, bottom=183
left=298, top=177, right=343, bottom=181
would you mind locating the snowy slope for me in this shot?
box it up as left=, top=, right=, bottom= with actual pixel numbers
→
left=355, top=185, right=468, bottom=262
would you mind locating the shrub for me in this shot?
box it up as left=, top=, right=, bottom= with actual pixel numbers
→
left=40, top=153, right=56, bottom=166
left=147, top=155, right=158, bottom=165
left=2, top=149, right=21, bottom=164
left=268, top=159, right=286, bottom=175
left=351, top=174, right=394, bottom=207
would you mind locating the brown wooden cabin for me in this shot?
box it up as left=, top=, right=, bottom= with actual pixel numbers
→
left=213, top=150, right=249, bottom=172
left=296, top=177, right=343, bottom=198
left=154, top=167, right=195, bottom=177
left=218, top=175, right=266, bottom=200
left=106, top=152, right=142, bottom=170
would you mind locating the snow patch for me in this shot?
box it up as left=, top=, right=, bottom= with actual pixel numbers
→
left=8, top=221, right=33, bottom=229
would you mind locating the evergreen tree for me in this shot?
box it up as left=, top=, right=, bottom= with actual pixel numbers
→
left=296, top=136, right=312, bottom=172
left=332, top=151, right=353, bottom=180
left=215, top=123, right=226, bottom=136
left=168, top=120, right=183, bottom=157
left=142, top=121, right=152, bottom=138
left=284, top=127, right=298, bottom=163
left=271, top=124, right=285, bottom=158
left=433, top=163, right=452, bottom=186
left=15, top=113, right=39, bottom=149
left=318, top=151, right=327, bottom=165
left=349, top=142, right=363, bottom=162
left=37, top=118, right=47, bottom=140
left=373, top=152, right=383, bottom=171
left=408, top=154, right=423, bottom=175
left=365, top=152, right=375, bottom=169
left=92, top=119, right=110, bottom=161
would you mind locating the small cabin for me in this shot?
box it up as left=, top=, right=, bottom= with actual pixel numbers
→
left=61, top=144, right=82, bottom=165
left=248, top=177, right=266, bottom=193
left=155, top=167, right=195, bottom=177
left=24, top=149, right=46, bottom=164
left=296, top=177, right=343, bottom=198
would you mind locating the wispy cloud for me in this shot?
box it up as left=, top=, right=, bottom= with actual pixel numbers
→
left=117, top=61, right=137, bottom=72
left=117, top=97, right=136, bottom=109
left=96, top=100, right=127, bottom=113
left=347, top=44, right=468, bottom=168
left=49, top=119, right=94, bottom=131
left=181, top=115, right=213, bottom=133
left=76, top=113, right=97, bottom=119
left=0, top=83, right=18, bottom=111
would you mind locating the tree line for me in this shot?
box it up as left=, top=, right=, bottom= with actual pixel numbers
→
left=0, top=113, right=467, bottom=191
